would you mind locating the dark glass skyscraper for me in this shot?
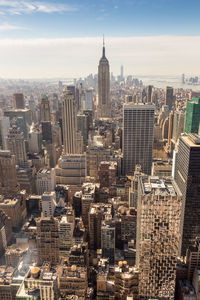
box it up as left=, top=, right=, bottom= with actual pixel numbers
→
left=123, top=103, right=155, bottom=175
left=184, top=97, right=200, bottom=134
left=175, top=134, right=200, bottom=255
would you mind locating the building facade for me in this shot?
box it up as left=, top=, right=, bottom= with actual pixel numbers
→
left=175, top=134, right=200, bottom=255
left=98, top=40, right=111, bottom=118
left=123, top=103, right=154, bottom=175
left=136, top=176, right=182, bottom=299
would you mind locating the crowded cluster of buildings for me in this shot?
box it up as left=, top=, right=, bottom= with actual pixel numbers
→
left=0, top=42, right=199, bottom=300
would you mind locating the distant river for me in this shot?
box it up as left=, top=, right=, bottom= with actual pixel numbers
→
left=136, top=75, right=200, bottom=90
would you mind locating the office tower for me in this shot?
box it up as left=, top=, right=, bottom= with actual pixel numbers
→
left=41, top=191, right=56, bottom=217
left=171, top=110, right=185, bottom=144
left=7, top=125, right=27, bottom=166
left=13, top=93, right=25, bottom=109
left=28, top=125, right=42, bottom=154
left=73, top=191, right=82, bottom=217
left=79, top=84, right=86, bottom=112
left=98, top=38, right=111, bottom=118
left=4, top=108, right=32, bottom=139
left=85, top=88, right=93, bottom=110
left=67, top=85, right=80, bottom=112
left=120, top=65, right=124, bottom=80
left=0, top=116, right=10, bottom=149
left=136, top=176, right=182, bottom=300
left=165, top=86, right=174, bottom=110
left=41, top=121, right=52, bottom=143
left=52, top=93, right=59, bottom=111
left=166, top=110, right=174, bottom=152
left=185, top=97, right=200, bottom=134
left=77, top=114, right=89, bottom=149
left=36, top=168, right=55, bottom=195
left=0, top=150, right=19, bottom=196
left=36, top=217, right=59, bottom=265
left=59, top=214, right=75, bottom=251
left=175, top=134, right=200, bottom=255
left=147, top=85, right=153, bottom=103
left=81, top=183, right=95, bottom=229
left=101, top=219, right=115, bottom=264
left=142, top=88, right=147, bottom=103
left=122, top=103, right=154, bottom=176
left=62, top=87, right=77, bottom=154
left=41, top=95, right=52, bottom=144
left=55, top=88, right=86, bottom=185
left=40, top=95, right=51, bottom=122
left=16, top=160, right=35, bottom=194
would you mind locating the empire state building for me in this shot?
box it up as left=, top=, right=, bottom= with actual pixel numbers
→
left=98, top=39, right=111, bottom=118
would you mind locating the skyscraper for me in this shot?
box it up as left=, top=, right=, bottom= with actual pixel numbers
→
left=0, top=116, right=10, bottom=150
left=136, top=175, right=182, bottom=299
left=7, top=125, right=27, bottom=166
left=98, top=38, right=111, bottom=118
left=55, top=88, right=86, bottom=185
left=0, top=150, right=19, bottom=196
left=120, top=65, right=124, bottom=80
left=40, top=95, right=51, bottom=122
left=175, top=134, right=200, bottom=255
left=122, top=103, right=154, bottom=175
left=165, top=86, right=174, bottom=110
left=184, top=97, right=200, bottom=134
left=147, top=85, right=153, bottom=103
left=13, top=93, right=25, bottom=109
left=62, top=88, right=77, bottom=154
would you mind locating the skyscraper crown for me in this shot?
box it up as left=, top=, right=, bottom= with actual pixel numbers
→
left=100, top=36, right=108, bottom=63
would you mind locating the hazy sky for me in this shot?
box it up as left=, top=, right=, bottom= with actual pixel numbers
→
left=0, top=0, right=200, bottom=78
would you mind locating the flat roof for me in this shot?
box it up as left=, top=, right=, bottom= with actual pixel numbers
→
left=182, top=134, right=200, bottom=147
left=140, top=176, right=181, bottom=197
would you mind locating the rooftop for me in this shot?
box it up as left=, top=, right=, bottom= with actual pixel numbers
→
left=183, top=134, right=200, bottom=147
left=89, top=203, right=112, bottom=216
left=140, top=176, right=181, bottom=197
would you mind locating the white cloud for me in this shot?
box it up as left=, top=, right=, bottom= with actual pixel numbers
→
left=0, top=22, right=26, bottom=31
left=0, top=36, right=199, bottom=78
left=0, top=1, right=77, bottom=15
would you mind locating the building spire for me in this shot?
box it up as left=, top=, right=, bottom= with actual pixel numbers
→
left=102, top=34, right=105, bottom=58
